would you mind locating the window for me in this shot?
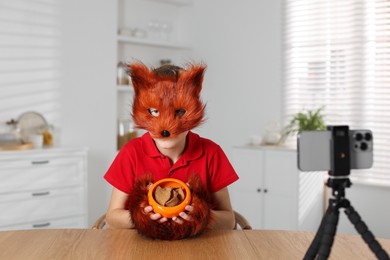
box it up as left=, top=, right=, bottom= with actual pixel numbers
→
left=284, top=0, right=390, bottom=180
left=0, top=0, right=61, bottom=127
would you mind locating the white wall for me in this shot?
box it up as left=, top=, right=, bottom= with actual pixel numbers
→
left=337, top=182, right=390, bottom=239
left=185, top=0, right=283, bottom=157
left=60, top=0, right=117, bottom=225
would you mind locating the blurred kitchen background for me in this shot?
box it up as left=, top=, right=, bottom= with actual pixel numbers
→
left=1, top=0, right=390, bottom=239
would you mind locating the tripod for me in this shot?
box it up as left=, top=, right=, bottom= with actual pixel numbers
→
left=304, top=177, right=390, bottom=260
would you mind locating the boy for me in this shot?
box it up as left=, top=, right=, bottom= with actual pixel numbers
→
left=104, top=63, right=239, bottom=233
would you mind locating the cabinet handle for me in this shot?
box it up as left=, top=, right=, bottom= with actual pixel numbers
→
left=257, top=188, right=261, bottom=193
left=31, top=160, right=50, bottom=165
left=32, top=191, right=50, bottom=197
left=264, top=189, right=268, bottom=193
left=32, top=222, right=51, bottom=228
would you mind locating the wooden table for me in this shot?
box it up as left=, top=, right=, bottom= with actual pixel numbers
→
left=0, top=229, right=389, bottom=259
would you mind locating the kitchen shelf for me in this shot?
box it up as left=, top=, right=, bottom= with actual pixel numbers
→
left=117, top=35, right=190, bottom=50
left=116, top=0, right=193, bottom=150
left=117, top=85, right=133, bottom=92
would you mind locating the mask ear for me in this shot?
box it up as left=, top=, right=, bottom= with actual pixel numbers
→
left=180, top=64, right=206, bottom=96
left=128, top=63, right=153, bottom=91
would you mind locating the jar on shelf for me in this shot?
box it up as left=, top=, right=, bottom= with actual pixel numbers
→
left=117, top=62, right=130, bottom=85
left=42, top=124, right=61, bottom=146
left=117, top=119, right=137, bottom=150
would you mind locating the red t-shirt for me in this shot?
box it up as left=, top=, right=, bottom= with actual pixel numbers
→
left=104, top=131, right=239, bottom=194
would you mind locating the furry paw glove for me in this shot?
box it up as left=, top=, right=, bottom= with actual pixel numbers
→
left=128, top=174, right=213, bottom=240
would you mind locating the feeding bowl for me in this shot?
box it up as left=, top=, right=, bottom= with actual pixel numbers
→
left=148, top=178, right=191, bottom=218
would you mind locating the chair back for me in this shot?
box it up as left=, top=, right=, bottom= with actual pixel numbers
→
left=234, top=210, right=252, bottom=230
left=92, top=213, right=106, bottom=229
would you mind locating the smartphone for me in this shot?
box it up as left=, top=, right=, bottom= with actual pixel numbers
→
left=297, top=129, right=373, bottom=171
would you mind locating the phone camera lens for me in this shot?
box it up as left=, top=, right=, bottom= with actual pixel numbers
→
left=360, top=142, right=368, bottom=151
left=355, top=133, right=363, bottom=141
left=364, top=132, right=372, bottom=141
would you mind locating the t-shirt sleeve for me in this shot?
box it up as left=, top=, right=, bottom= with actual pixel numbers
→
left=104, top=147, right=134, bottom=194
left=208, top=146, right=239, bottom=193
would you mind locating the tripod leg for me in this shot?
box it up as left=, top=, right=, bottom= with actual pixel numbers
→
left=317, top=204, right=340, bottom=260
left=304, top=205, right=331, bottom=260
left=344, top=205, right=390, bottom=260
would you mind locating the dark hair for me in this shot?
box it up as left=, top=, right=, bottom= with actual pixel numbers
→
left=153, top=64, right=183, bottom=79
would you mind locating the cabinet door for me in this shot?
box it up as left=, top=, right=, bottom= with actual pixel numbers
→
left=0, top=186, right=85, bottom=227
left=230, top=148, right=264, bottom=229
left=0, top=156, right=85, bottom=193
left=0, top=216, right=85, bottom=231
left=263, top=150, right=298, bottom=230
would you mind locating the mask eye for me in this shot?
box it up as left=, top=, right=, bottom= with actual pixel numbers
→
left=175, top=109, right=186, bottom=118
left=148, top=108, right=159, bottom=117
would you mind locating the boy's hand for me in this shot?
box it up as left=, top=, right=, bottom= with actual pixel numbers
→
left=172, top=205, right=193, bottom=224
left=143, top=205, right=168, bottom=223
left=143, top=183, right=168, bottom=223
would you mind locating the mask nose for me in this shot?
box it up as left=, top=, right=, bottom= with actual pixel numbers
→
left=161, top=130, right=171, bottom=137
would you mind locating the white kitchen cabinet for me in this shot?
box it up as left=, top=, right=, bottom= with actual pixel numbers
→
left=230, top=146, right=324, bottom=231
left=0, top=147, right=88, bottom=230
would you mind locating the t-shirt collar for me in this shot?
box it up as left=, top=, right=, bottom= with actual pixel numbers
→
left=141, top=131, right=203, bottom=162
left=141, top=132, right=161, bottom=157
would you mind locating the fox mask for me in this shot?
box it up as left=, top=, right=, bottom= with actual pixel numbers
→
left=128, top=63, right=206, bottom=138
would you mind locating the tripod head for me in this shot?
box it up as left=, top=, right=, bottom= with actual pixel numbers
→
left=326, top=177, right=351, bottom=200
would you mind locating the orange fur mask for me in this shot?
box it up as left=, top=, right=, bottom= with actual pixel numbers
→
left=129, top=63, right=206, bottom=139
